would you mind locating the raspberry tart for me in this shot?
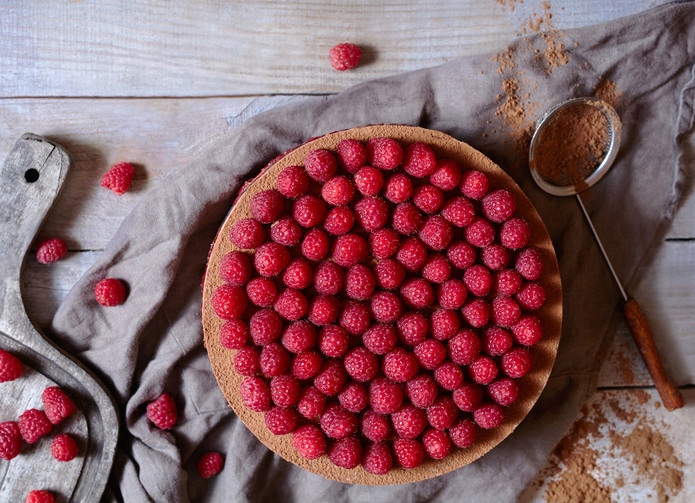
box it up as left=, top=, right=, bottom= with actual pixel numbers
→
left=202, top=125, right=561, bottom=485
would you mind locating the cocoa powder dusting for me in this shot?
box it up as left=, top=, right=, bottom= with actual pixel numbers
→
left=594, top=76, right=623, bottom=107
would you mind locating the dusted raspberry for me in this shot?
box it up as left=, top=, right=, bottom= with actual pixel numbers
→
left=367, top=137, right=403, bottom=170
left=370, top=291, right=403, bottom=323
left=434, top=361, right=464, bottom=391
left=361, top=410, right=391, bottom=442
left=406, top=373, right=438, bottom=408
left=291, top=351, right=323, bottom=380
left=249, top=308, right=283, bottom=346
left=145, top=393, right=177, bottom=431
left=449, top=418, right=477, bottom=448
left=94, top=278, right=127, bottom=307
left=430, top=309, right=461, bottom=341
left=293, top=194, right=327, bottom=228
left=468, top=356, right=498, bottom=385
left=403, top=142, right=437, bottom=178
left=414, top=339, right=447, bottom=370
left=393, top=438, right=425, bottom=469
left=392, top=404, right=427, bottom=439
left=320, top=403, right=358, bottom=439
left=461, top=298, right=490, bottom=327
left=447, top=240, right=477, bottom=270
left=301, top=228, right=330, bottom=261
left=36, top=238, right=67, bottom=264
left=308, top=295, right=341, bottom=326
left=264, top=406, right=299, bottom=435
left=277, top=165, right=309, bottom=199
left=344, top=347, right=379, bottom=382
left=0, top=349, right=23, bottom=383
left=383, top=347, right=419, bottom=383
left=354, top=197, right=389, bottom=232
left=482, top=189, right=516, bottom=223
left=391, top=203, right=423, bottom=235
left=297, top=386, right=327, bottom=418
left=339, top=300, right=371, bottom=336
left=494, top=269, right=523, bottom=296
left=336, top=139, right=367, bottom=173
left=304, top=149, right=337, bottom=182
left=274, top=288, right=309, bottom=321
left=354, top=166, right=384, bottom=196
left=332, top=233, right=369, bottom=267
left=448, top=329, right=481, bottom=366
left=318, top=324, right=350, bottom=357
left=100, top=161, right=134, bottom=195
left=321, top=175, right=355, bottom=206
left=254, top=242, right=291, bottom=277
left=281, top=320, right=317, bottom=353
left=465, top=218, right=496, bottom=248
left=419, top=215, right=453, bottom=251
left=260, top=342, right=291, bottom=376
left=338, top=382, right=369, bottom=413
left=198, top=451, right=224, bottom=479
left=362, top=323, right=398, bottom=355
left=384, top=172, right=414, bottom=203
left=423, top=428, right=452, bottom=460
left=502, top=347, right=534, bottom=378
left=422, top=254, right=451, bottom=284
left=452, top=382, right=484, bottom=412
left=240, top=376, right=271, bottom=412
left=426, top=397, right=458, bottom=430
left=396, top=311, right=429, bottom=346
left=459, top=170, right=489, bottom=199
left=292, top=424, right=327, bottom=459
left=314, top=359, right=348, bottom=396
left=369, top=377, right=404, bottom=414
left=219, top=251, right=252, bottom=286
left=492, top=296, right=521, bottom=327
left=440, top=197, right=475, bottom=228
left=515, top=247, right=544, bottom=280
left=482, top=327, right=513, bottom=356
left=362, top=442, right=393, bottom=475
left=25, top=491, right=56, bottom=503
left=282, top=258, right=313, bottom=290
left=396, top=236, right=428, bottom=272
left=323, top=206, right=355, bottom=235
left=437, top=279, right=468, bottom=310
left=250, top=189, right=285, bottom=224
left=234, top=346, right=260, bottom=376
left=516, top=282, right=546, bottom=310
left=413, top=184, right=445, bottom=214
left=50, top=433, right=78, bottom=462
left=369, top=228, right=400, bottom=259
left=314, top=261, right=345, bottom=295
left=474, top=403, right=504, bottom=429
left=500, top=218, right=530, bottom=250
left=488, top=378, right=520, bottom=406
left=430, top=159, right=462, bottom=191
left=511, top=315, right=543, bottom=346
left=229, top=218, right=266, bottom=249
left=374, top=259, right=406, bottom=290
left=481, top=244, right=510, bottom=271
left=328, top=436, right=362, bottom=469
left=400, top=278, right=434, bottom=310
left=329, top=42, right=362, bottom=71
left=345, top=264, right=376, bottom=300
left=211, top=284, right=247, bottom=319
left=246, top=277, right=278, bottom=307
left=0, top=421, right=22, bottom=460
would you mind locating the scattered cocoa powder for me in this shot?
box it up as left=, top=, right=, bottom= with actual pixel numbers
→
left=492, top=0, right=522, bottom=12
left=594, top=76, right=623, bottom=107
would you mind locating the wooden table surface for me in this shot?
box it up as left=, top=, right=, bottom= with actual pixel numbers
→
left=1, top=1, right=693, bottom=501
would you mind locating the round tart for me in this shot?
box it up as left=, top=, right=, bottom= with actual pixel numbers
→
left=201, top=125, right=562, bottom=485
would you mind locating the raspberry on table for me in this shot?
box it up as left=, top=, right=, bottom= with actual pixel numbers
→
left=423, top=428, right=452, bottom=460
left=281, top=320, right=316, bottom=354
left=481, top=244, right=510, bottom=271
left=482, top=327, right=514, bottom=356
left=282, top=258, right=313, bottom=290
left=430, top=309, right=461, bottom=341
left=494, top=269, right=523, bottom=296
left=374, top=259, right=406, bottom=290
left=327, top=435, right=362, bottom=469
left=274, top=288, right=308, bottom=321
left=260, top=342, right=291, bottom=377
left=308, top=295, right=341, bottom=326
left=211, top=284, right=247, bottom=319
left=468, top=355, right=498, bottom=385
left=441, top=196, right=475, bottom=228
left=240, top=376, right=271, bottom=412
left=145, top=393, right=177, bottom=430
left=329, top=42, right=362, bottom=71
left=400, top=278, right=434, bottom=310
left=250, top=189, right=285, bottom=224
left=396, top=311, right=429, bottom=346
left=403, top=142, right=437, bottom=178
left=433, top=361, right=464, bottom=391
left=234, top=346, right=260, bottom=376
left=369, top=376, right=404, bottom=414
left=25, top=490, right=56, bottom=503
left=360, top=409, right=391, bottom=442
left=422, top=254, right=451, bottom=284
left=264, top=406, right=299, bottom=435
left=419, top=215, right=453, bottom=251
left=42, top=386, right=77, bottom=425
left=369, top=228, right=400, bottom=259
left=515, top=247, right=544, bottom=280
left=332, top=233, right=368, bottom=267
left=482, top=189, right=516, bottom=223
left=297, top=386, right=327, bottom=418
left=336, top=139, right=367, bottom=173
left=246, top=277, right=278, bottom=307
left=219, top=251, right=252, bottom=286
left=474, top=403, right=505, bottom=429
left=314, top=261, right=345, bottom=295
left=249, top=308, right=283, bottom=346
left=426, top=397, right=458, bottom=430
left=405, top=373, right=438, bottom=408
left=459, top=170, right=489, bottom=199
left=271, top=215, right=303, bottom=247
left=270, top=374, right=301, bottom=407
left=0, top=421, right=22, bottom=460
left=393, top=438, right=425, bottom=469
left=293, top=194, right=327, bottom=228
left=323, top=206, right=355, bottom=235
left=314, top=359, right=348, bottom=396
left=291, top=351, right=323, bottom=380
left=354, top=166, right=384, bottom=196
left=384, top=172, right=413, bottom=203
left=461, top=298, right=490, bottom=328
left=344, top=346, right=379, bottom=382
left=492, top=296, right=521, bottom=327
left=36, top=238, right=67, bottom=264
left=198, top=451, right=224, bottom=479
left=229, top=218, right=266, bottom=249
left=50, top=433, right=78, bottom=461
left=362, top=441, right=393, bottom=475
left=321, top=175, right=355, bottom=206
left=413, top=184, right=445, bottom=214
left=391, top=203, right=423, bottom=235
left=0, top=349, right=23, bottom=383
left=304, top=149, right=338, bottom=182
left=94, top=278, right=127, bottom=307
left=339, top=300, right=371, bottom=336
left=254, top=242, right=291, bottom=277
left=396, top=237, right=428, bottom=272
left=447, top=240, right=477, bottom=270
left=338, top=381, right=369, bottom=413
left=511, top=315, right=543, bottom=346
left=345, top=264, right=376, bottom=300
left=449, top=418, right=477, bottom=448
left=502, top=347, right=534, bottom=378
left=500, top=218, right=531, bottom=250
left=355, top=197, right=389, bottom=232
left=100, top=161, right=134, bottom=195
left=465, top=217, right=496, bottom=248
left=362, top=323, right=398, bottom=355
left=452, top=381, right=484, bottom=412
left=392, top=404, right=428, bottom=439
left=383, top=347, right=420, bottom=383
left=318, top=324, right=350, bottom=357
left=370, top=291, right=403, bottom=323
left=367, top=137, right=403, bottom=170
left=292, top=424, right=327, bottom=459
left=488, top=378, right=520, bottom=406
left=437, top=279, right=468, bottom=310
left=414, top=339, right=447, bottom=370
left=516, top=282, right=546, bottom=310
left=448, top=329, right=481, bottom=366
left=320, top=403, right=358, bottom=439
left=277, top=165, right=310, bottom=199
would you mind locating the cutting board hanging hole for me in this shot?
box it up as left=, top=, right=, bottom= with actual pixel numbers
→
left=25, top=168, right=39, bottom=183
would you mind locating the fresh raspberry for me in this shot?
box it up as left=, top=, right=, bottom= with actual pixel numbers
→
left=281, top=320, right=316, bottom=353
left=260, top=342, right=291, bottom=376
left=360, top=410, right=391, bottom=442
left=254, top=242, right=291, bottom=277
left=437, top=279, right=468, bottom=310
left=229, top=218, right=266, bottom=249
left=291, top=351, right=323, bottom=380
left=482, top=327, right=513, bottom=356
left=323, top=206, right=355, bottom=235
left=461, top=298, right=490, bottom=328
left=440, top=196, right=476, bottom=228
left=426, top=397, right=458, bottom=430
left=274, top=288, right=308, bottom=321
left=447, top=240, right=477, bottom=270
left=338, top=382, right=369, bottom=413
left=465, top=218, right=496, bottom=248
left=329, top=42, right=362, bottom=71
left=314, top=261, right=345, bottom=295
left=362, top=323, right=398, bottom=355
left=50, top=433, right=78, bottom=462
left=423, top=428, right=452, bottom=460
left=468, top=356, right=498, bottom=385
left=384, top=172, right=413, bottom=203
left=430, top=159, right=462, bottom=191
left=502, top=347, right=534, bottom=378
left=0, top=349, right=23, bottom=383
left=383, top=347, right=419, bottom=383
left=494, top=269, right=523, bottom=296
left=318, top=324, right=350, bottom=357
left=211, top=284, right=247, bottom=319
left=511, top=315, right=543, bottom=346
left=482, top=189, right=516, bottom=223
left=419, top=215, right=453, bottom=251
left=297, top=386, right=327, bottom=418
left=459, top=170, right=489, bottom=199
left=246, top=277, right=278, bottom=307
left=430, top=309, right=461, bottom=341
left=391, top=203, right=423, bottom=235
left=0, top=421, right=22, bottom=460
left=374, top=259, right=406, bottom=290
left=100, top=161, right=134, bottom=195
left=219, top=251, right=252, bottom=286
left=367, top=137, right=403, bottom=170
left=492, top=296, right=521, bottom=327
left=403, top=142, right=437, bottom=178
left=405, top=373, right=438, bottom=408
left=249, top=308, right=283, bottom=346
left=36, top=238, right=67, bottom=264
left=25, top=491, right=56, bottom=503
left=400, top=278, right=434, bottom=310
left=344, top=264, right=376, bottom=300
left=304, top=149, right=338, bottom=182
left=282, top=258, right=313, bottom=290
left=145, top=393, right=177, bottom=430
left=336, top=139, right=367, bottom=173
left=42, top=386, right=76, bottom=425
left=362, top=442, right=393, bottom=475
left=234, top=346, right=260, bottom=376
left=332, top=233, right=368, bottom=267
left=474, top=403, right=504, bottom=429
left=293, top=194, right=327, bottom=228
left=392, top=404, right=427, bottom=439
left=314, top=359, right=347, bottom=396
left=321, top=175, right=355, bottom=206
left=369, top=228, right=400, bottom=259
left=449, top=418, right=477, bottom=448
left=413, top=339, right=447, bottom=370
left=270, top=374, right=301, bottom=407
left=393, top=438, right=425, bottom=469
left=500, top=218, right=530, bottom=250
left=320, top=403, right=358, bottom=438
left=240, top=376, right=271, bottom=412
left=488, top=378, right=520, bottom=406
left=354, top=166, right=384, bottom=196
left=515, top=247, right=544, bottom=280
left=452, top=382, right=484, bottom=412
left=369, top=377, right=403, bottom=414
left=481, top=244, right=510, bottom=271
left=413, top=184, right=444, bottom=214
left=250, top=189, right=285, bottom=224
left=94, top=278, right=127, bottom=307
left=396, top=237, right=428, bottom=272
left=308, top=295, right=341, bottom=326
left=344, top=347, right=379, bottom=382
left=422, top=254, right=451, bottom=284
left=434, top=361, right=464, bottom=391
left=339, top=300, right=371, bottom=336
left=277, top=165, right=310, bottom=198
left=354, top=197, right=389, bottom=232
left=516, top=282, right=546, bottom=310
left=264, top=406, right=299, bottom=435
left=327, top=436, right=362, bottom=469
left=370, top=291, right=403, bottom=323
left=292, top=424, right=327, bottom=459
left=396, top=311, right=429, bottom=346
left=197, top=451, right=224, bottom=479
left=448, top=329, right=481, bottom=366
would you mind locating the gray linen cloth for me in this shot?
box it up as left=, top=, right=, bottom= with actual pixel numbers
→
left=51, top=2, right=695, bottom=502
